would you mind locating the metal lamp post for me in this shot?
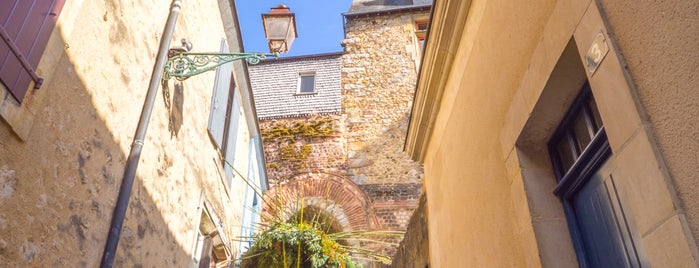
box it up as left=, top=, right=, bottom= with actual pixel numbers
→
left=100, top=3, right=296, bottom=267
left=163, top=4, right=297, bottom=81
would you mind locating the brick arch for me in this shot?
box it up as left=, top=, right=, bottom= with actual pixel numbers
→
left=262, top=172, right=380, bottom=231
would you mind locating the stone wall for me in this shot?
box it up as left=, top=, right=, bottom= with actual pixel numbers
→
left=361, top=183, right=420, bottom=230
left=340, top=10, right=427, bottom=258
left=391, top=192, right=429, bottom=268
left=260, top=115, right=346, bottom=185
left=341, top=12, right=424, bottom=186
left=0, top=1, right=255, bottom=266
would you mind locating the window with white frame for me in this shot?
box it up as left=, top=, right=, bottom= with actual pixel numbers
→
left=191, top=205, right=231, bottom=268
left=297, top=72, right=316, bottom=94
left=239, top=137, right=265, bottom=257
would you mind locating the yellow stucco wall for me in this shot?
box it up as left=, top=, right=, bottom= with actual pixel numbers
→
left=420, top=0, right=558, bottom=266
left=412, top=0, right=699, bottom=266
left=0, top=1, right=254, bottom=266
left=596, top=0, right=699, bottom=243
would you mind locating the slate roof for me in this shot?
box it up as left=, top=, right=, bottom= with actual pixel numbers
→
left=349, top=0, right=432, bottom=13
left=248, top=53, right=343, bottom=120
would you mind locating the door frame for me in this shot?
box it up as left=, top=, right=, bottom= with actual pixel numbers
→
left=547, top=85, right=644, bottom=267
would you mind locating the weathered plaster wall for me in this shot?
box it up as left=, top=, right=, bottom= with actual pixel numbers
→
left=596, top=0, right=699, bottom=241
left=0, top=1, right=251, bottom=266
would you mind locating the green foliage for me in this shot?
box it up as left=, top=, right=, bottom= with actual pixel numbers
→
left=262, top=119, right=336, bottom=141
left=267, top=163, right=280, bottom=170
left=262, top=118, right=335, bottom=170
left=241, top=222, right=358, bottom=268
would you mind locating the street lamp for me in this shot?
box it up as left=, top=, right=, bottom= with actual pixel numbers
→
left=262, top=4, right=297, bottom=54
left=163, top=5, right=297, bottom=81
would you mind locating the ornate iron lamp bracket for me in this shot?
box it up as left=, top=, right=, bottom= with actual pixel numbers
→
left=163, top=51, right=278, bottom=81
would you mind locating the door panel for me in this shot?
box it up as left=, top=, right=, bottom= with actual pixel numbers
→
left=571, top=160, right=642, bottom=267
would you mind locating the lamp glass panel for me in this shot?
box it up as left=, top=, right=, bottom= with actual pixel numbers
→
left=264, top=16, right=292, bottom=39
left=283, top=19, right=295, bottom=52
left=268, top=40, right=285, bottom=53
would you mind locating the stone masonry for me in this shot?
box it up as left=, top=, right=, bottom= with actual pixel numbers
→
left=342, top=11, right=424, bottom=186
left=340, top=5, right=429, bottom=238
left=390, top=192, right=429, bottom=268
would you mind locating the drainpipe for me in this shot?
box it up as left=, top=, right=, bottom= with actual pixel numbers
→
left=100, top=0, right=183, bottom=267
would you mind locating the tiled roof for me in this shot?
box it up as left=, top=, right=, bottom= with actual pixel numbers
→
left=248, top=53, right=343, bottom=120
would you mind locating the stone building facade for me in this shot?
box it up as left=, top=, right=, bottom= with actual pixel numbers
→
left=248, top=1, right=430, bottom=261
left=0, top=1, right=266, bottom=267
left=341, top=2, right=430, bottom=233
left=249, top=53, right=346, bottom=185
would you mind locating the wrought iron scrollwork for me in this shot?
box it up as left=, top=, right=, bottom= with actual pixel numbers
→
left=163, top=52, right=278, bottom=81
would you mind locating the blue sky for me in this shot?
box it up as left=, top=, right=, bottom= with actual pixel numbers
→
left=236, top=1, right=353, bottom=57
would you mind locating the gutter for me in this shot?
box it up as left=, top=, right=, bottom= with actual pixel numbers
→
left=100, top=1, right=183, bottom=266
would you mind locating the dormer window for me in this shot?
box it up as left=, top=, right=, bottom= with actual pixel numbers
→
left=297, top=72, right=316, bottom=94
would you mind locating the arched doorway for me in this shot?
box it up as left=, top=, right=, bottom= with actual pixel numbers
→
left=262, top=172, right=380, bottom=232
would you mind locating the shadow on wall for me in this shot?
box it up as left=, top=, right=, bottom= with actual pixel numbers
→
left=162, top=81, right=185, bottom=138
left=0, top=24, right=195, bottom=267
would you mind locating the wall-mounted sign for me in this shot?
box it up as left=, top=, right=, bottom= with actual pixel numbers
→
left=585, top=32, right=609, bottom=75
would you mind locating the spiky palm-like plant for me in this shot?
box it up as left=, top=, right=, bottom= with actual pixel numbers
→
left=225, top=157, right=402, bottom=267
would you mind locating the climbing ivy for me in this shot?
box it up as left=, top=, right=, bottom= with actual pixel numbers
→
left=262, top=119, right=336, bottom=141
left=262, top=118, right=337, bottom=170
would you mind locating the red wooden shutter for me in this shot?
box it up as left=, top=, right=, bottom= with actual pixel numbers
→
left=0, top=0, right=65, bottom=103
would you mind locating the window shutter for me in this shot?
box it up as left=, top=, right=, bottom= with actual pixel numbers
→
left=207, top=39, right=233, bottom=150
left=252, top=136, right=267, bottom=190
left=0, top=0, right=65, bottom=102
left=198, top=236, right=213, bottom=268
left=223, top=90, right=240, bottom=184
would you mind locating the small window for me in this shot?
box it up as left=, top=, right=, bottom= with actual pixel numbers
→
left=416, top=21, right=429, bottom=32
left=548, top=83, right=603, bottom=179
left=193, top=208, right=231, bottom=267
left=415, top=21, right=428, bottom=51
left=297, top=72, right=316, bottom=94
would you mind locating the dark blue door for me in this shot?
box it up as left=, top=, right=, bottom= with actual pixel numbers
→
left=549, top=86, right=646, bottom=267
left=569, top=160, right=642, bottom=267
